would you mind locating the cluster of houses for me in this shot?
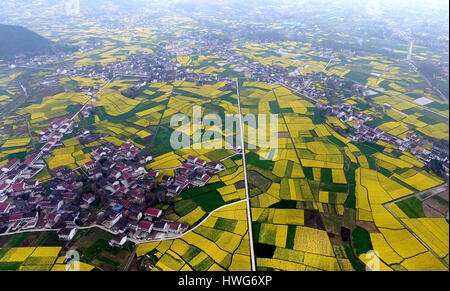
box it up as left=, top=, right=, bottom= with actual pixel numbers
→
left=0, top=139, right=190, bottom=244
left=0, top=111, right=92, bottom=236
left=0, top=155, right=46, bottom=203
left=0, top=165, right=84, bottom=237
left=84, top=143, right=152, bottom=197
left=39, top=117, right=74, bottom=144
left=161, top=155, right=226, bottom=197
left=107, top=206, right=189, bottom=247
left=220, top=43, right=364, bottom=101
left=317, top=102, right=372, bottom=125
left=316, top=102, right=449, bottom=177
left=65, top=47, right=192, bottom=85
left=39, top=117, right=76, bottom=155
left=0, top=105, right=230, bottom=247
left=82, top=150, right=226, bottom=243
left=0, top=208, right=39, bottom=232
left=100, top=199, right=189, bottom=243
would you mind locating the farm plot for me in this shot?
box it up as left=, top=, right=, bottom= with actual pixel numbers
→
left=136, top=201, right=250, bottom=271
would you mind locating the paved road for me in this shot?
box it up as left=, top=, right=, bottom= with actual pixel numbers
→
left=0, top=227, right=59, bottom=238
left=407, top=40, right=413, bottom=62
left=123, top=245, right=137, bottom=271
left=323, top=58, right=334, bottom=71
left=235, top=77, right=257, bottom=271
left=70, top=76, right=114, bottom=121
left=384, top=183, right=448, bottom=206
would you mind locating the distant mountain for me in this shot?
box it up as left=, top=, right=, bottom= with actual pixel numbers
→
left=0, top=24, right=56, bottom=58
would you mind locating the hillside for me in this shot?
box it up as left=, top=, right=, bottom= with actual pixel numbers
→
left=0, top=24, right=55, bottom=58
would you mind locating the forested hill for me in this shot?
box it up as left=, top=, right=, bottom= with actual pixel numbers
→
left=0, top=24, right=55, bottom=58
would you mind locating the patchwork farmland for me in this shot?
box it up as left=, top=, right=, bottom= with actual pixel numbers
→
left=0, top=0, right=448, bottom=273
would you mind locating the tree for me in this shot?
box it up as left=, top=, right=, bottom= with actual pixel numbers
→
left=430, top=159, right=443, bottom=176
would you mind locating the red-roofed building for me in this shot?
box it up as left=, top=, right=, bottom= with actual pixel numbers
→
left=122, top=171, right=132, bottom=180
left=84, top=161, right=97, bottom=170
left=12, top=183, right=25, bottom=192
left=201, top=174, right=211, bottom=183
left=23, top=153, right=40, bottom=166
left=8, top=213, right=23, bottom=223
left=1, top=158, right=20, bottom=173
left=82, top=194, right=95, bottom=205
left=38, top=200, right=63, bottom=211
left=206, top=162, right=225, bottom=171
left=175, top=176, right=188, bottom=185
left=62, top=192, right=77, bottom=201
left=130, top=190, right=144, bottom=203
left=116, top=162, right=128, bottom=171
left=58, top=227, right=77, bottom=241
left=353, top=120, right=364, bottom=129
left=168, top=222, right=183, bottom=234
left=195, top=159, right=207, bottom=167
left=153, top=221, right=168, bottom=232
left=45, top=212, right=61, bottom=228
left=48, top=137, right=57, bottom=145
left=0, top=183, right=8, bottom=195
left=179, top=168, right=190, bottom=177
left=42, top=143, right=52, bottom=152
left=109, top=233, right=127, bottom=247
left=181, top=163, right=193, bottom=170
left=84, top=161, right=99, bottom=175
left=411, top=146, right=425, bottom=155
left=113, top=185, right=127, bottom=195
left=195, top=167, right=205, bottom=173
left=144, top=208, right=162, bottom=219
left=46, top=212, right=59, bottom=220
left=51, top=117, right=68, bottom=129
left=53, top=132, right=64, bottom=141
left=121, top=142, right=133, bottom=150
left=82, top=129, right=90, bottom=136
left=10, top=220, right=21, bottom=231
left=374, top=128, right=384, bottom=136
left=111, top=170, right=121, bottom=179
left=0, top=202, right=11, bottom=214
left=187, top=155, right=198, bottom=164
left=138, top=221, right=153, bottom=233
left=174, top=176, right=189, bottom=190
left=122, top=200, right=132, bottom=210
left=147, top=171, right=160, bottom=179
